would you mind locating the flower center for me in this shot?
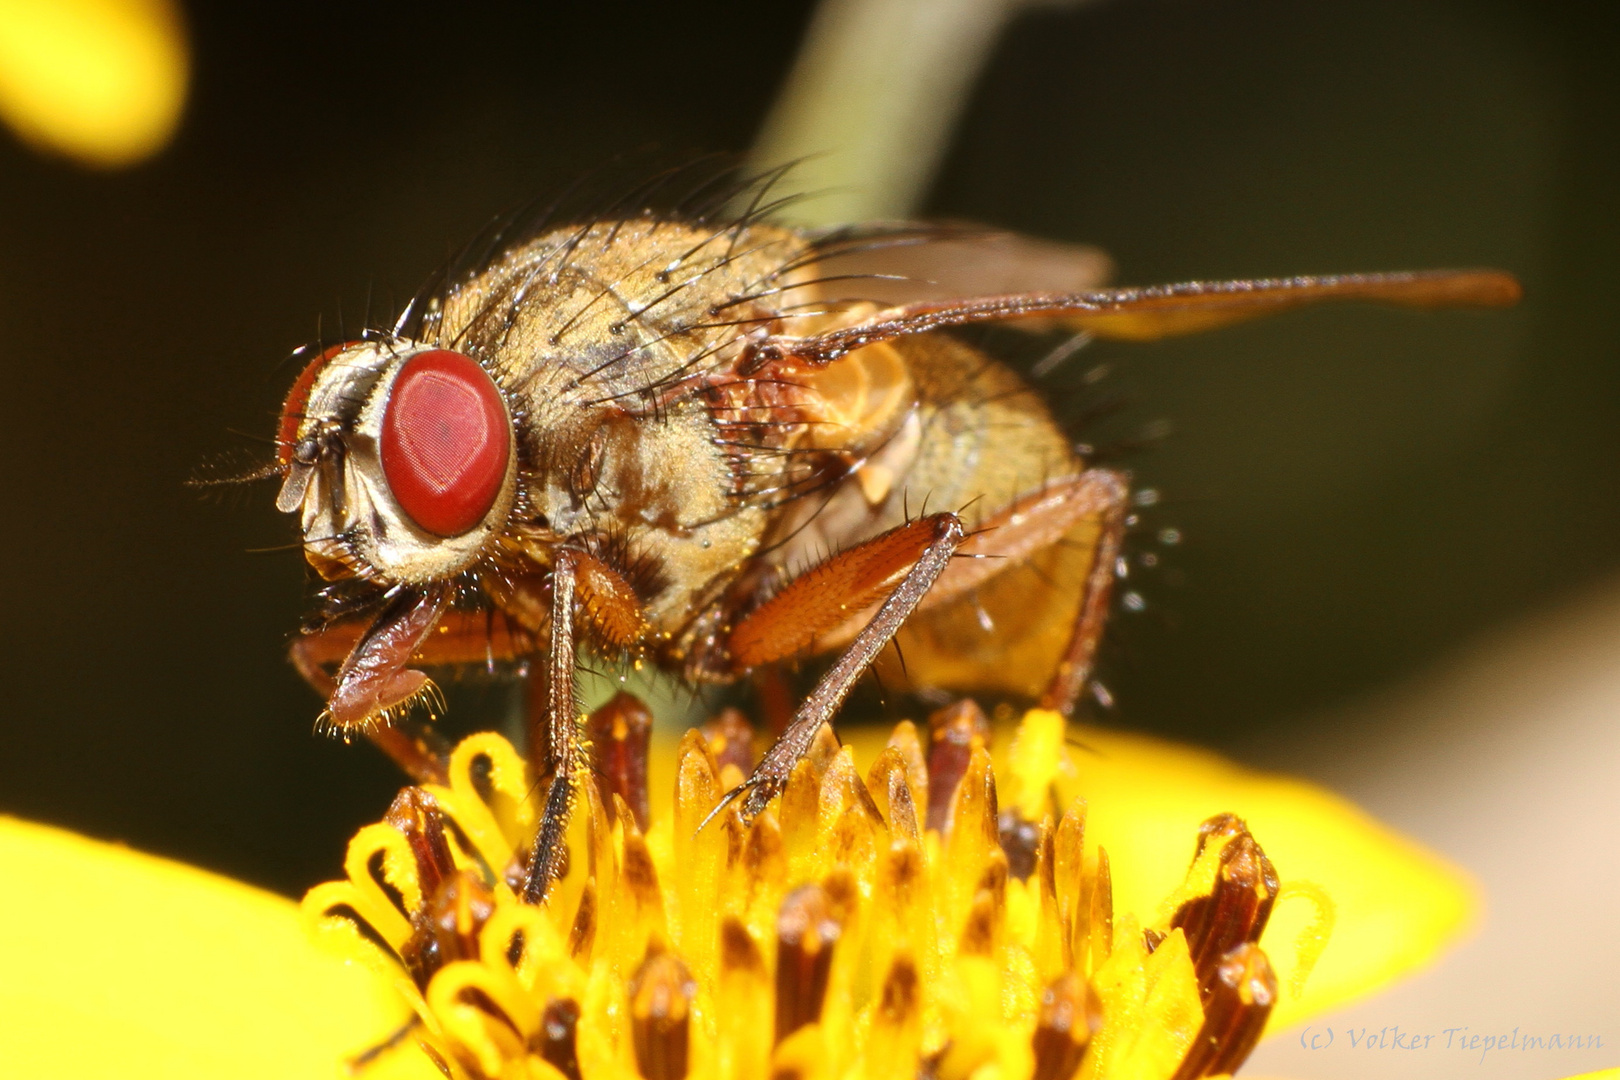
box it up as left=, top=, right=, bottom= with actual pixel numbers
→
left=303, top=696, right=1322, bottom=1080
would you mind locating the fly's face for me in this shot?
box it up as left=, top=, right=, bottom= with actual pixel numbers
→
left=274, top=339, right=520, bottom=586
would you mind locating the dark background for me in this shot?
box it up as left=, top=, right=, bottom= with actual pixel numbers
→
left=0, top=0, right=1613, bottom=896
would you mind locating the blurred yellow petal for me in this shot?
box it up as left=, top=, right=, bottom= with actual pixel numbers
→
left=0, top=815, right=438, bottom=1079
left=1044, top=721, right=1474, bottom=1032
left=0, top=0, right=187, bottom=166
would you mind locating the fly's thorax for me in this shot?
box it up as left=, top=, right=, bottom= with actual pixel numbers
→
left=526, top=395, right=767, bottom=631
left=428, top=220, right=814, bottom=404
left=276, top=340, right=520, bottom=586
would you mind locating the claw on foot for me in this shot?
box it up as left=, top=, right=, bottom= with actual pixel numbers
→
left=698, top=775, right=782, bottom=835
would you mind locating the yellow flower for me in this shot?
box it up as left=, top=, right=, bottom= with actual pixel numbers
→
left=0, top=699, right=1479, bottom=1080
left=0, top=0, right=188, bottom=166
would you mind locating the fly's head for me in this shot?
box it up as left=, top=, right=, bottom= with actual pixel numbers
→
left=274, top=339, right=521, bottom=587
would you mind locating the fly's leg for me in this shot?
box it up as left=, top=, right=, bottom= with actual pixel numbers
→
left=902, top=469, right=1130, bottom=617
left=289, top=584, right=451, bottom=784
left=291, top=602, right=541, bottom=785
left=1039, top=476, right=1129, bottom=715
left=522, top=549, right=651, bottom=904
left=725, top=512, right=966, bottom=820
left=886, top=469, right=1130, bottom=714
left=523, top=550, right=582, bottom=904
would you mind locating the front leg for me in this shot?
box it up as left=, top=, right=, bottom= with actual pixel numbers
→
left=291, top=601, right=540, bottom=785
left=290, top=584, right=451, bottom=783
left=726, top=513, right=966, bottom=820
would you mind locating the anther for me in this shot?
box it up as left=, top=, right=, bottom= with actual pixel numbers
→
left=774, top=883, right=842, bottom=1044
left=1172, top=817, right=1278, bottom=1000
left=630, top=950, right=696, bottom=1080
left=1169, top=943, right=1277, bottom=1080
left=1031, top=973, right=1102, bottom=1080
left=925, top=699, right=990, bottom=833
left=384, top=786, right=456, bottom=902
left=531, top=998, right=583, bottom=1080
left=401, top=869, right=495, bottom=989
left=587, top=692, right=653, bottom=830
left=701, top=707, right=758, bottom=782
left=998, top=809, right=1043, bottom=880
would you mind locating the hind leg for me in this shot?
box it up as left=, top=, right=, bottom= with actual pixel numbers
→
left=723, top=513, right=967, bottom=820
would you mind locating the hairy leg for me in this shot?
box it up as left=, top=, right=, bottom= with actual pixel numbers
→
left=724, top=513, right=966, bottom=820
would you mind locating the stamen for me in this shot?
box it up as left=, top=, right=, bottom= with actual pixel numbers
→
left=534, top=998, right=584, bottom=1080
left=701, top=707, right=757, bottom=788
left=717, top=917, right=773, bottom=1078
left=925, top=699, right=990, bottom=833
left=1171, top=816, right=1278, bottom=1000
left=384, top=786, right=455, bottom=902
left=774, top=883, right=841, bottom=1044
left=1169, top=943, right=1277, bottom=1080
left=1031, top=973, right=1102, bottom=1080
left=866, top=745, right=923, bottom=840
left=999, top=809, right=1043, bottom=880
left=630, top=950, right=697, bottom=1080
left=402, top=869, right=495, bottom=988
left=867, top=954, right=923, bottom=1074
left=587, top=691, right=653, bottom=830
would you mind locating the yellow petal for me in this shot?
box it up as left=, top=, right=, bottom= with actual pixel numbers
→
left=0, top=815, right=438, bottom=1079
left=1048, top=721, right=1472, bottom=1032
left=0, top=0, right=187, bottom=166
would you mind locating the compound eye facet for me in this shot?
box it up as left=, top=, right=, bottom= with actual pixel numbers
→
left=379, top=349, right=511, bottom=537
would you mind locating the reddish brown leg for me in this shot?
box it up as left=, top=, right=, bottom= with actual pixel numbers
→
left=731, top=514, right=967, bottom=668
left=292, top=626, right=452, bottom=783
left=291, top=606, right=539, bottom=673
left=1040, top=480, right=1129, bottom=715
left=291, top=602, right=539, bottom=785
left=724, top=513, right=966, bottom=820
left=914, top=469, right=1130, bottom=616
left=522, top=549, right=651, bottom=904
left=285, top=585, right=450, bottom=782
left=322, top=585, right=451, bottom=729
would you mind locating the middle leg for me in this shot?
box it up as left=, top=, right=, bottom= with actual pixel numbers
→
left=522, top=549, right=583, bottom=904
left=521, top=548, right=653, bottom=904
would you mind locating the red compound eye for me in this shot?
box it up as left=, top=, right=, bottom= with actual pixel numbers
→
left=380, top=349, right=511, bottom=537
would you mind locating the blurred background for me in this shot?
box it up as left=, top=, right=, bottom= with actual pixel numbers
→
left=0, top=3, right=1613, bottom=1072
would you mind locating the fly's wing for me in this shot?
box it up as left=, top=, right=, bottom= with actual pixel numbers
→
left=807, top=224, right=1113, bottom=307
left=748, top=269, right=1522, bottom=370
left=1037, top=271, right=1522, bottom=340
